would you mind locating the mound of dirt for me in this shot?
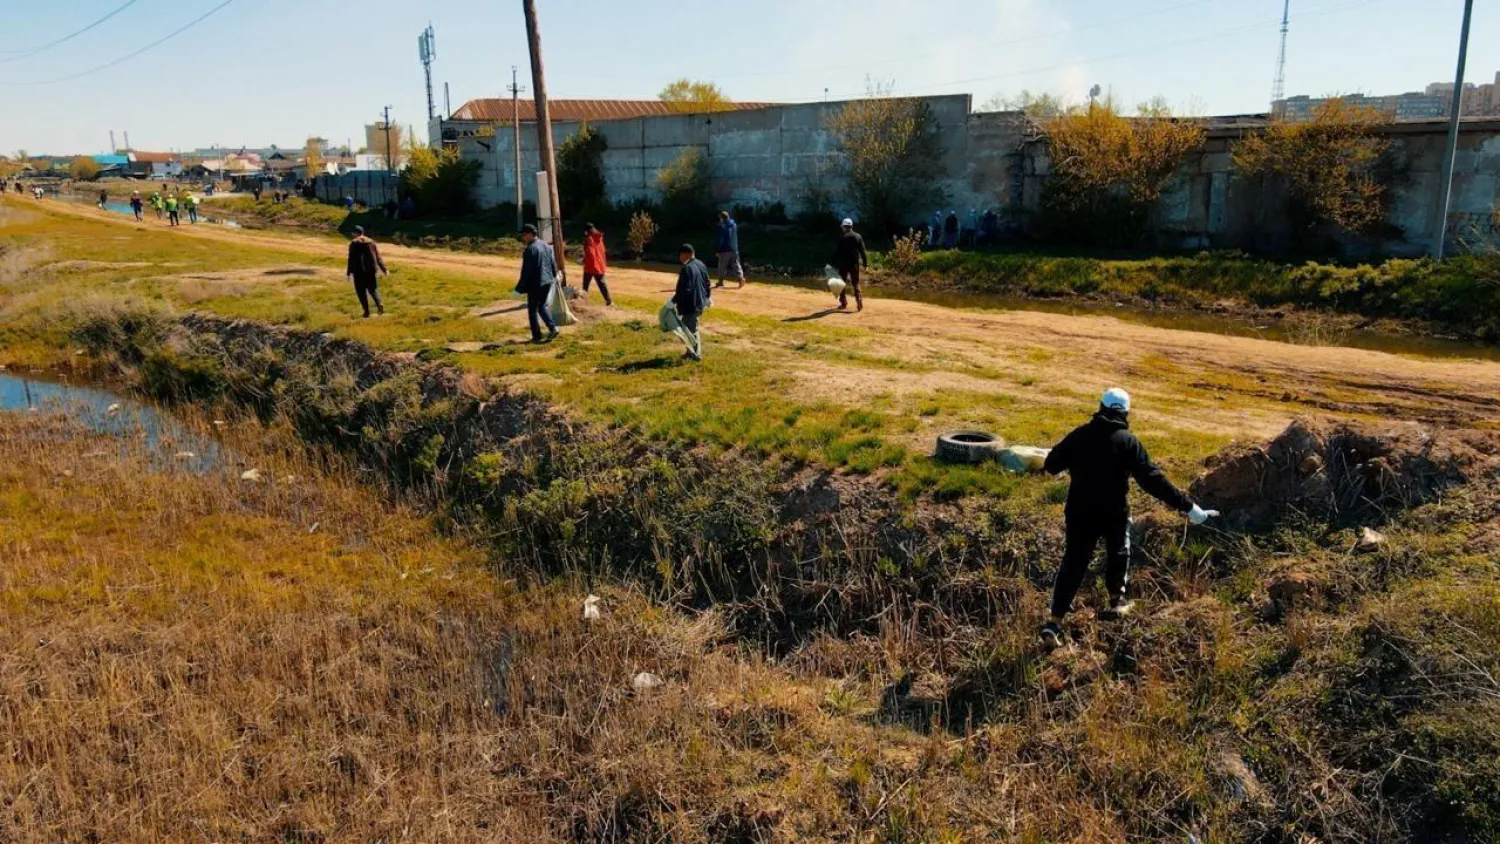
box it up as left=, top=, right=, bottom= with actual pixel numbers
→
left=1190, top=418, right=1499, bottom=531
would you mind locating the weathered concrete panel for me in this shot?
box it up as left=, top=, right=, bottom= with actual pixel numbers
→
left=446, top=99, right=1500, bottom=254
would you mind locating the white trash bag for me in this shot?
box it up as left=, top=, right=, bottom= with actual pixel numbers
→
left=548, top=281, right=578, bottom=327
left=825, top=264, right=845, bottom=297
left=658, top=302, right=696, bottom=352
left=658, top=302, right=682, bottom=333
left=631, top=671, right=664, bottom=693
left=996, top=445, right=1051, bottom=474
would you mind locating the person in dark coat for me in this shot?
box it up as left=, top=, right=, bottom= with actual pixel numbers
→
left=345, top=225, right=388, bottom=318
left=830, top=218, right=869, bottom=311
left=713, top=210, right=744, bottom=289
left=516, top=223, right=559, bottom=343
left=672, top=243, right=711, bottom=360
left=1038, top=388, right=1219, bottom=648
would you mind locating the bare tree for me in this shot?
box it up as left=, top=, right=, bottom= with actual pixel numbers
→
left=826, top=80, right=945, bottom=237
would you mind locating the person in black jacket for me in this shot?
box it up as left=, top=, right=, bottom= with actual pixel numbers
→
left=516, top=223, right=560, bottom=343
left=672, top=243, right=711, bottom=360
left=1039, top=387, right=1219, bottom=648
left=345, top=226, right=388, bottom=318
left=831, top=218, right=868, bottom=311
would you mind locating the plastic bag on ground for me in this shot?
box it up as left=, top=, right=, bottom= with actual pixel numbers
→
left=548, top=282, right=578, bottom=326
left=997, top=445, right=1050, bottom=473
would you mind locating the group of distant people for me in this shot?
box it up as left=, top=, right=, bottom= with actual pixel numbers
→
left=345, top=209, right=871, bottom=361
left=123, top=190, right=200, bottom=225
left=4, top=179, right=47, bottom=200
left=511, top=210, right=867, bottom=357
left=929, top=208, right=1001, bottom=249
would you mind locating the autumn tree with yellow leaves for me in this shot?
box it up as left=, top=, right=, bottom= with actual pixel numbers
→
left=1234, top=98, right=1393, bottom=242
left=1040, top=101, right=1205, bottom=246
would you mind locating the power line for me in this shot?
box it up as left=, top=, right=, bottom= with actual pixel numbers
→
left=705, top=0, right=1222, bottom=81
left=0, top=0, right=140, bottom=59
left=818, top=0, right=1386, bottom=101
left=1, top=0, right=238, bottom=86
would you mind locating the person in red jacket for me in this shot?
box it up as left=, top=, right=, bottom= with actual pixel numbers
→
left=581, top=222, right=613, bottom=306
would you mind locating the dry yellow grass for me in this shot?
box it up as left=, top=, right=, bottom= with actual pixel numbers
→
left=0, top=408, right=1260, bottom=842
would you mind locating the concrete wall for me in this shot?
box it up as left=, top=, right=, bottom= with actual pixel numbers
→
left=441, top=99, right=1500, bottom=256
left=446, top=94, right=1014, bottom=220
left=1151, top=120, right=1500, bottom=256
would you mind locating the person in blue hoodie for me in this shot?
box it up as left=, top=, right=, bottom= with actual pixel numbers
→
left=515, top=224, right=559, bottom=344
left=713, top=210, right=744, bottom=290
left=1038, top=388, right=1220, bottom=649
left=672, top=243, right=711, bottom=360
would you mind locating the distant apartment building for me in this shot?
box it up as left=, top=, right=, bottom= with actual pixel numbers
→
left=1274, top=91, right=1447, bottom=121
left=1427, top=71, right=1500, bottom=116
left=1275, top=71, right=1500, bottom=121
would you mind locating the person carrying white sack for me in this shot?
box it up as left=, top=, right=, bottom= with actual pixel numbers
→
left=830, top=218, right=868, bottom=311
left=670, top=243, right=711, bottom=361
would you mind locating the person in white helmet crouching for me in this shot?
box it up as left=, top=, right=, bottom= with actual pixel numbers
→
left=1038, top=387, right=1220, bottom=649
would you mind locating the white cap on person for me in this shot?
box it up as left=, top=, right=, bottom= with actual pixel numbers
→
left=1101, top=387, right=1131, bottom=412
left=841, top=218, right=853, bottom=228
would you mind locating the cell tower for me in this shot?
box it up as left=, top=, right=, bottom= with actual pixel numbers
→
left=1271, top=0, right=1291, bottom=110
left=418, top=24, right=437, bottom=121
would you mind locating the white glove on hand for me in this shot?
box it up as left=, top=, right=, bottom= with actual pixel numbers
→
left=1188, top=505, right=1220, bottom=526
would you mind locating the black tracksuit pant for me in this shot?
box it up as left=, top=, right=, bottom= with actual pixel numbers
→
left=353, top=273, right=383, bottom=316
left=526, top=286, right=557, bottom=340
left=1050, top=513, right=1132, bottom=619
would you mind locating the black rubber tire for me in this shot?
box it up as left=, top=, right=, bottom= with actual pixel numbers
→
left=935, top=430, right=1005, bottom=464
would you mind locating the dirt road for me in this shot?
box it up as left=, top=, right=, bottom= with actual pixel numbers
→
left=36, top=200, right=1500, bottom=439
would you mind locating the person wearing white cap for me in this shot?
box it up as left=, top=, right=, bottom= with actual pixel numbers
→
left=830, top=218, right=868, bottom=311
left=1037, top=387, right=1220, bottom=649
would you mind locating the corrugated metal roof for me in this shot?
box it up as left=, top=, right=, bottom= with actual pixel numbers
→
left=450, top=98, right=775, bottom=123
left=129, top=151, right=179, bottom=163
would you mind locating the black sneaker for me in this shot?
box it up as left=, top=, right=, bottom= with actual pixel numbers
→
left=545, top=329, right=559, bottom=342
left=1099, top=600, right=1135, bottom=620
left=1039, top=621, right=1064, bottom=650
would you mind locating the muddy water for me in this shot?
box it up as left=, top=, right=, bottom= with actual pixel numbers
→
left=63, top=193, right=240, bottom=227
left=0, top=373, right=222, bottom=471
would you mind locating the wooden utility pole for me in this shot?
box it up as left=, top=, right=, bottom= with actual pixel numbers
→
left=382, top=105, right=395, bottom=174
left=508, top=65, right=526, bottom=232
left=523, top=0, right=566, bottom=279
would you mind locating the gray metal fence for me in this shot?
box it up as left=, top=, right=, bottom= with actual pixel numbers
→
left=315, top=172, right=401, bottom=207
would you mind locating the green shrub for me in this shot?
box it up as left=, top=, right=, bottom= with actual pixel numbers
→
left=656, top=148, right=712, bottom=228
left=401, top=147, right=481, bottom=216
left=557, top=124, right=608, bottom=214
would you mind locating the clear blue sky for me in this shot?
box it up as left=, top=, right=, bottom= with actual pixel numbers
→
left=2, top=0, right=1496, bottom=155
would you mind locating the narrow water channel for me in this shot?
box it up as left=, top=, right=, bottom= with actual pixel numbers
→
left=0, top=373, right=222, bottom=471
